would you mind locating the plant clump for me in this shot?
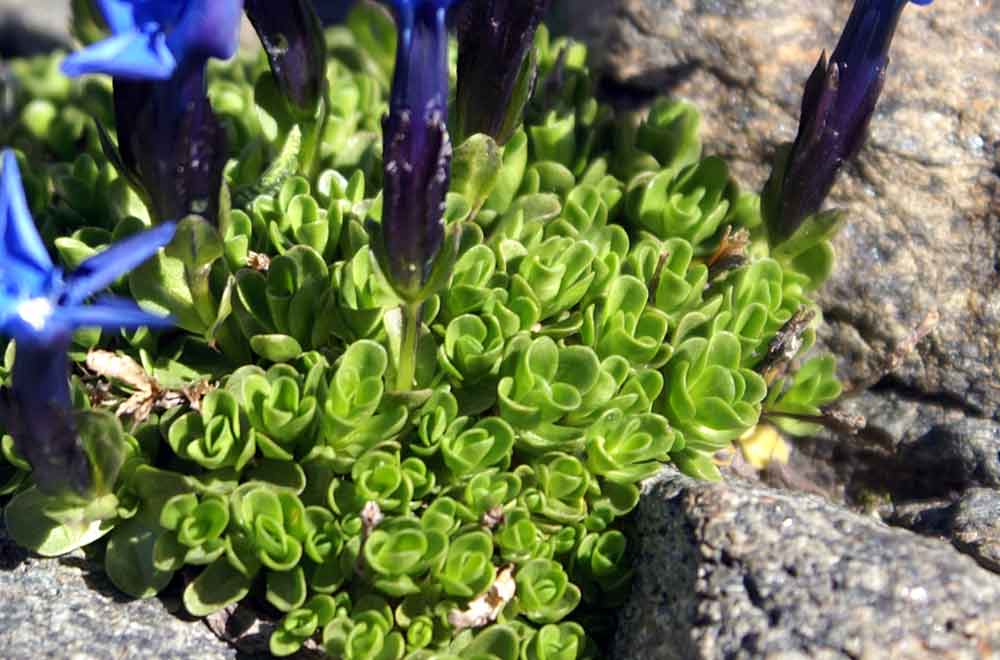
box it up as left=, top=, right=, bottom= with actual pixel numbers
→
left=0, top=2, right=856, bottom=657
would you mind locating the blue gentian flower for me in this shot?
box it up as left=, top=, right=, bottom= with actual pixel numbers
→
left=769, top=0, right=932, bottom=243
left=378, top=0, right=463, bottom=300
left=61, top=0, right=244, bottom=80
left=456, top=0, right=552, bottom=144
left=0, top=150, right=176, bottom=495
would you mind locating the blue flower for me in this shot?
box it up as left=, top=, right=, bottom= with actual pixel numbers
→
left=61, top=0, right=244, bottom=80
left=378, top=0, right=463, bottom=300
left=768, top=0, right=932, bottom=244
left=0, top=150, right=176, bottom=495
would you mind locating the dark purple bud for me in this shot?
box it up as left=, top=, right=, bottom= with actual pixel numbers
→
left=113, top=62, right=227, bottom=224
left=1, top=335, right=90, bottom=496
left=768, top=0, right=932, bottom=244
left=244, top=0, right=328, bottom=116
left=455, top=0, right=551, bottom=145
left=378, top=0, right=460, bottom=300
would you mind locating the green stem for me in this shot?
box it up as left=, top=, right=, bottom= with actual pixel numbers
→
left=186, top=264, right=217, bottom=333
left=395, top=301, right=423, bottom=392
left=299, top=100, right=328, bottom=181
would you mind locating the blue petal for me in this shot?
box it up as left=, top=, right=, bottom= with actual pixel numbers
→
left=54, top=295, right=174, bottom=330
left=0, top=150, right=53, bottom=278
left=64, top=221, right=177, bottom=304
left=167, top=0, right=244, bottom=64
left=95, top=0, right=141, bottom=33
left=61, top=31, right=177, bottom=80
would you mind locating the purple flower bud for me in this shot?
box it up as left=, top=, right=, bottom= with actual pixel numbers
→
left=244, top=0, right=328, bottom=116
left=769, top=0, right=932, bottom=244
left=378, top=0, right=461, bottom=300
left=455, top=0, right=551, bottom=145
left=112, top=62, right=227, bottom=224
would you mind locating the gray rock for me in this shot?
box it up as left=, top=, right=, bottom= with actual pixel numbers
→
left=771, top=389, right=1000, bottom=504
left=949, top=488, right=1000, bottom=574
left=614, top=469, right=1000, bottom=659
left=551, top=0, right=1000, bottom=469
left=0, top=517, right=235, bottom=660
left=887, top=488, right=1000, bottom=575
left=0, top=1, right=70, bottom=57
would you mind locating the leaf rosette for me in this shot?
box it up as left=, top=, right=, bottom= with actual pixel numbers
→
left=495, top=508, right=549, bottom=564
left=580, top=274, right=670, bottom=367
left=522, top=453, right=593, bottom=524
left=766, top=355, right=842, bottom=435
left=153, top=493, right=230, bottom=571
left=363, top=517, right=448, bottom=597
left=319, top=341, right=407, bottom=468
left=351, top=450, right=414, bottom=514
left=626, top=156, right=734, bottom=252
left=435, top=530, right=496, bottom=599
left=228, top=363, right=319, bottom=460
left=440, top=416, right=515, bottom=478
left=625, top=236, right=707, bottom=329
left=270, top=594, right=342, bottom=657
left=234, top=244, right=334, bottom=359
left=522, top=622, right=590, bottom=660
left=707, top=257, right=812, bottom=366
left=498, top=336, right=601, bottom=431
left=571, top=530, right=631, bottom=602
left=515, top=558, right=581, bottom=624
left=508, top=236, right=597, bottom=322
left=661, top=331, right=768, bottom=456
left=230, top=483, right=307, bottom=571
left=167, top=389, right=256, bottom=471
left=438, top=313, right=505, bottom=384
left=584, top=410, right=675, bottom=484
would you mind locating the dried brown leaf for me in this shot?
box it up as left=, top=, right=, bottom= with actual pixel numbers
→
left=448, top=564, right=517, bottom=631
left=85, top=350, right=155, bottom=392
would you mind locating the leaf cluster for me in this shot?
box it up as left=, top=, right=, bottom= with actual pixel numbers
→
left=1, top=6, right=843, bottom=658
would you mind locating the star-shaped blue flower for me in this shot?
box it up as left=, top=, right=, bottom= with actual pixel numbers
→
left=0, top=150, right=176, bottom=494
left=62, top=0, right=244, bottom=80
left=0, top=151, right=176, bottom=341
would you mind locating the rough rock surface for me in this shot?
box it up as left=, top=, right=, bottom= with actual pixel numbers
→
left=614, top=469, right=1000, bottom=659
left=0, top=0, right=69, bottom=57
left=0, top=517, right=236, bottom=659
left=888, top=487, right=1000, bottom=575
left=550, top=0, right=1000, bottom=448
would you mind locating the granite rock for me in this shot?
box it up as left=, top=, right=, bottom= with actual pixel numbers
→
left=550, top=0, right=1000, bottom=456
left=614, top=468, right=1000, bottom=659
left=0, top=516, right=236, bottom=660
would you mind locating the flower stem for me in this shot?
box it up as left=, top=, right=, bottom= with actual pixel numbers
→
left=299, top=100, right=327, bottom=181
left=395, top=301, right=423, bottom=392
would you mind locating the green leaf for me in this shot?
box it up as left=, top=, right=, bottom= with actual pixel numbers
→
left=184, top=556, right=254, bottom=617
left=250, top=334, right=304, bottom=362
left=451, top=134, right=503, bottom=217
left=3, top=487, right=116, bottom=557
left=105, top=515, right=175, bottom=598
left=165, top=215, right=224, bottom=270
left=267, top=566, right=308, bottom=612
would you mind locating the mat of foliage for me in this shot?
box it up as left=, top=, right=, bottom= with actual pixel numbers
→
left=0, top=6, right=840, bottom=659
